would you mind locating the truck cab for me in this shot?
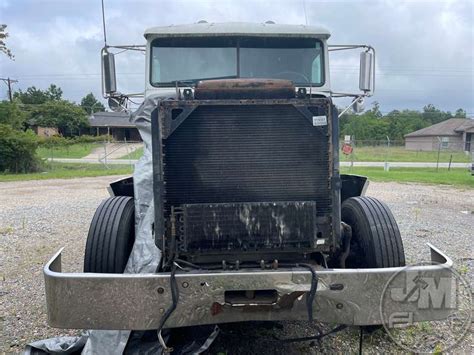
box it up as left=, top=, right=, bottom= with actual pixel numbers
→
left=143, top=22, right=331, bottom=98
left=44, top=22, right=454, bottom=340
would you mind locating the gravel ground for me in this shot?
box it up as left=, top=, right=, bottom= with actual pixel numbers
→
left=0, top=176, right=472, bottom=353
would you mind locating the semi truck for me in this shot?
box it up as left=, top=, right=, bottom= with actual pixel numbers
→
left=43, top=22, right=454, bottom=343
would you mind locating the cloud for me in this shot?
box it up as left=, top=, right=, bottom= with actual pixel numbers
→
left=0, top=0, right=472, bottom=114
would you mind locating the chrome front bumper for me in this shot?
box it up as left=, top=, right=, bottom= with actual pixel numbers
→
left=44, top=244, right=455, bottom=330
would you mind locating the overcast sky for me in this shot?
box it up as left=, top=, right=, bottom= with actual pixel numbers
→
left=0, top=0, right=472, bottom=114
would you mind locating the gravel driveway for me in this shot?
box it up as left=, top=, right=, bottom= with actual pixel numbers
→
left=0, top=176, right=472, bottom=353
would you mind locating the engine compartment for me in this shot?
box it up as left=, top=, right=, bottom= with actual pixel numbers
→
left=151, top=90, right=338, bottom=265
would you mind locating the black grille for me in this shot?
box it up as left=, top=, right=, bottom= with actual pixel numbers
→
left=163, top=104, right=331, bottom=218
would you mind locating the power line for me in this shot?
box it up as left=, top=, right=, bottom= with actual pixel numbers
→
left=331, top=69, right=471, bottom=76
left=16, top=72, right=142, bottom=79
left=0, top=78, right=19, bottom=102
left=12, top=68, right=472, bottom=80
left=331, top=65, right=473, bottom=72
left=10, top=102, right=471, bottom=114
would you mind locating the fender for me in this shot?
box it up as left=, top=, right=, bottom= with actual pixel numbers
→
left=108, top=176, right=134, bottom=197
left=340, top=174, right=368, bottom=202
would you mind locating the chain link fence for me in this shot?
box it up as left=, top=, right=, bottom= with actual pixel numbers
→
left=340, top=137, right=473, bottom=172
left=38, top=137, right=144, bottom=171
left=36, top=135, right=473, bottom=174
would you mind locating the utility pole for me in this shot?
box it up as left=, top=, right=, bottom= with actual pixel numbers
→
left=0, top=77, right=18, bottom=102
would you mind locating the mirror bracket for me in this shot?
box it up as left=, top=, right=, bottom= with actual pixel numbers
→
left=108, top=96, right=127, bottom=113
left=328, top=44, right=376, bottom=97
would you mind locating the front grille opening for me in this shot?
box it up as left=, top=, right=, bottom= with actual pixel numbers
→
left=225, top=289, right=278, bottom=305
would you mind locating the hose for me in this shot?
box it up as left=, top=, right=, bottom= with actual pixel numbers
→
left=155, top=262, right=179, bottom=351
left=297, top=263, right=318, bottom=322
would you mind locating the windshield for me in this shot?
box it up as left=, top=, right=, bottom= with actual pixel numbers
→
left=150, top=37, right=324, bottom=86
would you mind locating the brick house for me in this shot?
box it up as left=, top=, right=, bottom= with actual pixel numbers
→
left=31, top=125, right=59, bottom=137
left=404, top=118, right=474, bottom=152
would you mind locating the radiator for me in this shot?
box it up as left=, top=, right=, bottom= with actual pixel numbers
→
left=162, top=103, right=331, bottom=255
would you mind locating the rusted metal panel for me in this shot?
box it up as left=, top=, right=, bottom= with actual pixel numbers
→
left=194, top=78, right=295, bottom=100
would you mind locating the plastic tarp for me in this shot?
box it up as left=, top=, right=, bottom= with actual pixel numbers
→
left=26, top=93, right=219, bottom=354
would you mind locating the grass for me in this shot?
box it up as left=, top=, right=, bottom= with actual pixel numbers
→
left=2, top=160, right=472, bottom=188
left=118, top=147, right=144, bottom=160
left=36, top=143, right=101, bottom=159
left=340, top=145, right=471, bottom=163
left=0, top=162, right=133, bottom=182
left=341, top=167, right=474, bottom=188
left=36, top=143, right=470, bottom=163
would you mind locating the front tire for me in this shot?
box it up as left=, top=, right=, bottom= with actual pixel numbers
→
left=342, top=196, right=405, bottom=268
left=84, top=196, right=135, bottom=273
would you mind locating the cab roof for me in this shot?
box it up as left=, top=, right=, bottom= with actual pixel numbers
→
left=144, top=22, right=331, bottom=40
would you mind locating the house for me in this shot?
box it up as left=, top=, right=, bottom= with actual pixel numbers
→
left=404, top=118, right=474, bottom=152
left=31, top=125, right=59, bottom=137
left=27, top=119, right=60, bottom=137
left=89, top=112, right=142, bottom=141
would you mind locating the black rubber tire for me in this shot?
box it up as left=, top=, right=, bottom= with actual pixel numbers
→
left=342, top=196, right=405, bottom=269
left=84, top=196, right=135, bottom=273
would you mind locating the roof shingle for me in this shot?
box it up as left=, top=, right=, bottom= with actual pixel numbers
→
left=404, top=118, right=473, bottom=138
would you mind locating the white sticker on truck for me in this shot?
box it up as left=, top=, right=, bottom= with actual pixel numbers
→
left=312, top=115, right=327, bottom=126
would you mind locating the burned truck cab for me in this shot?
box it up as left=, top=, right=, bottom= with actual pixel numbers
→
left=144, top=23, right=341, bottom=266
left=43, top=22, right=455, bottom=332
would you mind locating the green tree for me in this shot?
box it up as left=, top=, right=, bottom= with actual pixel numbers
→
left=339, top=104, right=466, bottom=142
left=14, top=86, right=49, bottom=104
left=338, top=113, right=351, bottom=137
left=385, top=110, right=427, bottom=141
left=80, top=93, right=105, bottom=114
left=0, top=101, right=28, bottom=129
left=14, top=84, right=63, bottom=104
left=454, top=108, right=466, bottom=118
left=30, top=100, right=89, bottom=136
left=46, top=84, right=63, bottom=101
left=341, top=110, right=389, bottom=141
left=422, top=104, right=452, bottom=124
left=0, top=124, right=39, bottom=173
left=0, top=24, right=14, bottom=59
